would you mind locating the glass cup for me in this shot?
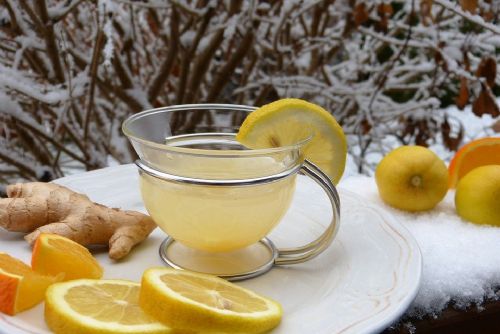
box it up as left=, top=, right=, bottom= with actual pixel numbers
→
left=123, top=104, right=340, bottom=280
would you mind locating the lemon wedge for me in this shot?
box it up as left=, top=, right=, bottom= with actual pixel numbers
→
left=45, top=279, right=171, bottom=334
left=236, top=98, right=347, bottom=184
left=140, top=268, right=282, bottom=333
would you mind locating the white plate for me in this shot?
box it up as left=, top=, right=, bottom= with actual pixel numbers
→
left=0, top=165, right=421, bottom=334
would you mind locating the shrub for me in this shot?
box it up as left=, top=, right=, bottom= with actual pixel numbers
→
left=0, top=0, right=498, bottom=182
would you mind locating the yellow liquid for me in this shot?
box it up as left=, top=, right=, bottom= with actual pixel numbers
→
left=140, top=157, right=296, bottom=252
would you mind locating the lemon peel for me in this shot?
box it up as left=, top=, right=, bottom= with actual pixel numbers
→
left=45, top=279, right=171, bottom=334
left=236, top=98, right=347, bottom=184
left=455, top=165, right=500, bottom=226
left=375, top=145, right=448, bottom=212
left=140, top=268, right=282, bottom=333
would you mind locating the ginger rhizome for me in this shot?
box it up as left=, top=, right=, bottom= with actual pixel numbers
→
left=0, top=182, right=156, bottom=260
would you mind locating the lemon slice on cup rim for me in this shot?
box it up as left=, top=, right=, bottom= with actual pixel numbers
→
left=236, top=98, right=347, bottom=184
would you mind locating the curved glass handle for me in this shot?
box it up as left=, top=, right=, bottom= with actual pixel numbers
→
left=275, top=160, right=341, bottom=265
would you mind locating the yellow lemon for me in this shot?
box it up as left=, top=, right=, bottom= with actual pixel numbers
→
left=140, top=268, right=282, bottom=333
left=375, top=146, right=448, bottom=211
left=455, top=165, right=500, bottom=226
left=45, top=279, right=172, bottom=334
left=236, top=98, right=347, bottom=184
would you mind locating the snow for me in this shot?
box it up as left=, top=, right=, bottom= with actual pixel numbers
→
left=340, top=176, right=500, bottom=317
left=294, top=52, right=311, bottom=69
left=257, top=3, right=271, bottom=11
left=0, top=91, right=47, bottom=134
left=482, top=35, right=500, bottom=47
left=0, top=64, right=86, bottom=104
left=99, top=0, right=114, bottom=67
left=223, top=15, right=239, bottom=40
left=180, top=31, right=196, bottom=48
left=48, top=0, right=82, bottom=20
left=103, top=19, right=114, bottom=67
left=125, top=88, right=153, bottom=110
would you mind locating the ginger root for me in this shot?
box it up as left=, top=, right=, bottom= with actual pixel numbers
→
left=0, top=182, right=156, bottom=260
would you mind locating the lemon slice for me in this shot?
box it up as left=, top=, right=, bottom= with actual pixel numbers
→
left=45, top=279, right=171, bottom=334
left=140, top=268, right=282, bottom=333
left=236, top=98, right=347, bottom=184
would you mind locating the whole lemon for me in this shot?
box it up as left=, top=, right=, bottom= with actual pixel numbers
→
left=455, top=165, right=500, bottom=226
left=375, top=146, right=449, bottom=211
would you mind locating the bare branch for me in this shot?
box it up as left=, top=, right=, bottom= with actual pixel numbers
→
left=184, top=28, right=224, bottom=103
left=147, top=7, right=179, bottom=102
left=83, top=29, right=105, bottom=141
left=207, top=28, right=255, bottom=102
left=35, top=0, right=65, bottom=82
left=176, top=6, right=214, bottom=104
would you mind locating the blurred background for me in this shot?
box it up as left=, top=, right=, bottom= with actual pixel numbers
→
left=0, top=0, right=498, bottom=187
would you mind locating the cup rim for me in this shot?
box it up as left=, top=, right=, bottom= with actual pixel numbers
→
left=122, top=103, right=311, bottom=157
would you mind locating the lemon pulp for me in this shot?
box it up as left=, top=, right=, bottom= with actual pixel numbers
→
left=140, top=268, right=282, bottom=333
left=45, top=279, right=171, bottom=334
left=236, top=98, right=347, bottom=184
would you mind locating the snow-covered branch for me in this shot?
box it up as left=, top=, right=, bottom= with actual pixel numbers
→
left=0, top=0, right=498, bottom=183
left=433, top=0, right=500, bottom=35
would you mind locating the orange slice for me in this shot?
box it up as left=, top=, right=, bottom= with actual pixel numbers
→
left=32, top=233, right=103, bottom=281
left=448, top=137, right=500, bottom=188
left=0, top=252, right=60, bottom=315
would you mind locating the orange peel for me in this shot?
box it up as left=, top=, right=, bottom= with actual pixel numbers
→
left=448, top=137, right=500, bottom=188
left=31, top=233, right=103, bottom=281
left=0, top=252, right=60, bottom=315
